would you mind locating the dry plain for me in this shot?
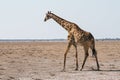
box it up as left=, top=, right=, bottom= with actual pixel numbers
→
left=0, top=40, right=120, bottom=80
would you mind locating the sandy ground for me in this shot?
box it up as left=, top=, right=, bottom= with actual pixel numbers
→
left=0, top=41, right=120, bottom=80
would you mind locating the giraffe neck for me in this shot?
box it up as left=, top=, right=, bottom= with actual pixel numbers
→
left=50, top=13, right=72, bottom=32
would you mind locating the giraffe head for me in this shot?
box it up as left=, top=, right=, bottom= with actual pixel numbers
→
left=44, top=11, right=52, bottom=22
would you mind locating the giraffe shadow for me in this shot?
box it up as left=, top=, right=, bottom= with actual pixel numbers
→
left=99, top=69, right=120, bottom=72
left=81, top=67, right=120, bottom=72
left=83, top=69, right=120, bottom=72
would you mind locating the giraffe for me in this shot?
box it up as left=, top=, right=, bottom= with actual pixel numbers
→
left=44, top=11, right=100, bottom=71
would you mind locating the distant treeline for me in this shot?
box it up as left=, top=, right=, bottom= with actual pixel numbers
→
left=96, top=38, right=120, bottom=41
left=0, top=38, right=120, bottom=42
left=0, top=39, right=66, bottom=42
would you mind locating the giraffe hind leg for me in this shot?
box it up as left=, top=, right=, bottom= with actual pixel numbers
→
left=80, top=46, right=89, bottom=71
left=80, top=52, right=89, bottom=71
left=92, top=48, right=100, bottom=71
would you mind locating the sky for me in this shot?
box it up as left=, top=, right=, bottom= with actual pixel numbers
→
left=0, top=0, right=120, bottom=39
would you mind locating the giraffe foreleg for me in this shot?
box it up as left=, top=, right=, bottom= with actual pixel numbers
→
left=62, top=42, right=72, bottom=72
left=73, top=44, right=78, bottom=71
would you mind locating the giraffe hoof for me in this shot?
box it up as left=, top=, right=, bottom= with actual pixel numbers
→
left=61, top=69, right=66, bottom=72
left=91, top=67, right=100, bottom=71
left=80, top=68, right=83, bottom=71
left=75, top=68, right=78, bottom=71
left=97, top=68, right=100, bottom=71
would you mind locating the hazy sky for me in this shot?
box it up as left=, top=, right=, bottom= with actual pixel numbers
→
left=0, top=0, right=120, bottom=39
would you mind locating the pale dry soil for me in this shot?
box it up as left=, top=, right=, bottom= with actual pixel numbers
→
left=0, top=41, right=120, bottom=80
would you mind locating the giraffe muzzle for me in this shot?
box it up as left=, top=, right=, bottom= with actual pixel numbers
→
left=44, top=18, right=46, bottom=22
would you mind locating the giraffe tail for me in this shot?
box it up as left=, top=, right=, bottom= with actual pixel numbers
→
left=90, top=40, right=97, bottom=57
left=92, top=48, right=97, bottom=56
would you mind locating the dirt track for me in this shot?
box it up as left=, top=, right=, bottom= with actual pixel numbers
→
left=0, top=41, right=120, bottom=80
